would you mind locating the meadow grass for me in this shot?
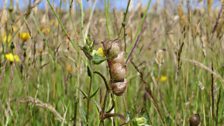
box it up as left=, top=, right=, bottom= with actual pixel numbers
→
left=0, top=0, right=224, bottom=126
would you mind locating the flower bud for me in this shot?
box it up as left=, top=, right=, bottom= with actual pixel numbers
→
left=110, top=63, right=126, bottom=81
left=111, top=79, right=127, bottom=96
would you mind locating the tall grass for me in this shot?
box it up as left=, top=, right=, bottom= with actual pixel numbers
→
left=0, top=0, right=224, bottom=125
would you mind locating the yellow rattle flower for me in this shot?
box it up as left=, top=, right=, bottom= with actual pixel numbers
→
left=19, top=32, right=30, bottom=42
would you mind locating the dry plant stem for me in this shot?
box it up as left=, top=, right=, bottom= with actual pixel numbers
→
left=46, top=0, right=74, bottom=47
left=84, top=0, right=97, bottom=40
left=126, top=25, right=146, bottom=64
left=19, top=96, right=65, bottom=123
left=215, top=88, right=221, bottom=125
left=176, top=42, right=184, bottom=80
left=104, top=0, right=112, bottom=38
left=113, top=10, right=119, bottom=36
left=182, top=58, right=224, bottom=83
left=125, top=0, right=151, bottom=64
left=119, top=0, right=131, bottom=52
left=9, top=64, right=14, bottom=99
left=119, top=0, right=131, bottom=35
left=0, top=62, right=7, bottom=83
left=69, top=0, right=74, bottom=13
left=68, top=0, right=76, bottom=31
left=211, top=63, right=215, bottom=122
left=212, top=4, right=223, bottom=34
left=131, top=60, right=165, bottom=125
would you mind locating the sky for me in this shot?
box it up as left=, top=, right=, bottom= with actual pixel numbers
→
left=0, top=0, right=222, bottom=10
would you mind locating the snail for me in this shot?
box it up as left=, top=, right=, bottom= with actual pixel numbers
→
left=111, top=79, right=127, bottom=96
left=189, top=114, right=200, bottom=126
left=110, top=62, right=126, bottom=81
left=103, top=39, right=127, bottom=96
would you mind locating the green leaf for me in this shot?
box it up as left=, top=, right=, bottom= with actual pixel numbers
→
left=87, top=65, right=92, bottom=77
left=78, top=88, right=88, bottom=99
left=92, top=54, right=106, bottom=65
left=89, top=88, right=99, bottom=99
left=81, top=46, right=92, bottom=60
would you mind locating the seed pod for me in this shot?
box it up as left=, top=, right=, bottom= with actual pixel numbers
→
left=111, top=79, right=127, bottom=96
left=189, top=114, right=200, bottom=126
left=110, top=63, right=126, bottom=81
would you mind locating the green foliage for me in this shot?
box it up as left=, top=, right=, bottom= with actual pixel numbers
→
left=0, top=0, right=224, bottom=126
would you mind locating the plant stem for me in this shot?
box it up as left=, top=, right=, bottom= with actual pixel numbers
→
left=119, top=0, right=131, bottom=52
left=125, top=0, right=151, bottom=64
left=86, top=63, right=93, bottom=125
left=104, top=0, right=112, bottom=38
left=46, top=0, right=74, bottom=48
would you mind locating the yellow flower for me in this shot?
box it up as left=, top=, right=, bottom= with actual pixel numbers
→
left=14, top=55, right=20, bottom=62
left=5, top=53, right=20, bottom=62
left=159, top=75, right=167, bottom=82
left=5, top=53, right=14, bottom=62
left=19, top=32, right=30, bottom=42
left=2, top=34, right=12, bottom=43
left=41, top=27, right=50, bottom=35
left=66, top=63, right=73, bottom=74
left=97, top=47, right=105, bottom=57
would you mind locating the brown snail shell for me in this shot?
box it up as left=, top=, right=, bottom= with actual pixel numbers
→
left=110, top=63, right=126, bottom=81
left=107, top=42, right=121, bottom=58
left=189, top=114, right=200, bottom=126
left=111, top=52, right=125, bottom=64
left=111, top=79, right=127, bottom=96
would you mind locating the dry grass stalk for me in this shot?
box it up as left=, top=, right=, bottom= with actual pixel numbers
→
left=182, top=58, right=224, bottom=83
left=19, top=96, right=66, bottom=123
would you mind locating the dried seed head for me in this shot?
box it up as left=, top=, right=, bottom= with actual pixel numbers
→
left=177, top=5, right=188, bottom=28
left=1, top=9, right=8, bottom=24
left=207, top=0, right=213, bottom=13
left=189, top=114, right=200, bottom=126
left=111, top=79, right=127, bottom=96
left=177, top=5, right=184, bottom=18
left=191, top=23, right=200, bottom=38
left=110, top=63, right=126, bottom=81
left=155, top=49, right=165, bottom=66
